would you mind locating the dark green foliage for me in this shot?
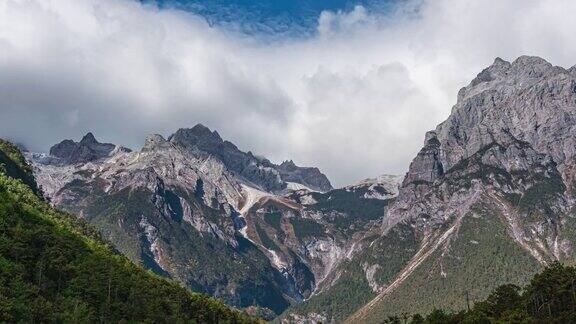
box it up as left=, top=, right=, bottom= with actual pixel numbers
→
left=81, top=186, right=291, bottom=314
left=290, top=217, right=324, bottom=239
left=0, top=139, right=40, bottom=195
left=255, top=222, right=280, bottom=251
left=523, top=262, right=576, bottom=321
left=48, top=161, right=292, bottom=315
left=516, top=172, right=565, bottom=213
left=287, top=259, right=376, bottom=321
left=409, top=262, right=576, bottom=323
left=0, top=140, right=258, bottom=323
left=263, top=211, right=283, bottom=233
left=0, top=139, right=30, bottom=172
left=309, top=188, right=389, bottom=231
left=473, top=284, right=523, bottom=319
left=287, top=222, right=419, bottom=322
left=369, top=222, right=420, bottom=285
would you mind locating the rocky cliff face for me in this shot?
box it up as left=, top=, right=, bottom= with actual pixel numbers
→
left=169, top=124, right=333, bottom=193
left=276, top=160, right=333, bottom=192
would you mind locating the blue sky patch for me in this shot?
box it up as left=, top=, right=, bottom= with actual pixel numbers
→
left=142, top=0, right=400, bottom=38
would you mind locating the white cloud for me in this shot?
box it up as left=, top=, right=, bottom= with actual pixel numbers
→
left=317, top=5, right=372, bottom=38
left=1, top=0, right=576, bottom=186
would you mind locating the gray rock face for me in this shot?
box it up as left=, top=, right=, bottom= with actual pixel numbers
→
left=49, top=132, right=129, bottom=164
left=403, top=131, right=444, bottom=185
left=276, top=160, right=333, bottom=192
left=435, top=56, right=576, bottom=182
left=388, top=55, right=576, bottom=235
left=142, top=134, right=173, bottom=152
left=386, top=56, right=576, bottom=253
left=169, top=124, right=332, bottom=192
left=169, top=124, right=285, bottom=192
left=336, top=174, right=402, bottom=200
left=30, top=56, right=576, bottom=322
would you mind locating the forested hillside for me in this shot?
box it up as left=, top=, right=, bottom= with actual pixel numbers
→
left=399, top=262, right=576, bottom=323
left=0, top=139, right=258, bottom=323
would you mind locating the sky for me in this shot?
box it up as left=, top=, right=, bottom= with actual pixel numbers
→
left=1, top=0, right=576, bottom=187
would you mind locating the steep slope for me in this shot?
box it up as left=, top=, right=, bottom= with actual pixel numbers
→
left=280, top=176, right=403, bottom=322
left=26, top=56, right=576, bottom=322
left=0, top=139, right=40, bottom=194
left=239, top=178, right=400, bottom=303
left=0, top=139, right=257, bottom=323
left=436, top=262, right=576, bottom=322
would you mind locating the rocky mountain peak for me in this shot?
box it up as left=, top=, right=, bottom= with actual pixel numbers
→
left=48, top=132, right=119, bottom=165
left=142, top=134, right=171, bottom=152
left=79, top=132, right=97, bottom=145
left=387, top=55, right=576, bottom=232
left=169, top=124, right=224, bottom=149
left=167, top=124, right=333, bottom=192
left=276, top=160, right=332, bottom=192
left=342, top=57, right=576, bottom=322
left=423, top=130, right=438, bottom=145
left=402, top=130, right=443, bottom=186
left=433, top=56, right=576, bottom=179
left=470, top=57, right=511, bottom=85
left=344, top=174, right=402, bottom=200
left=511, top=55, right=555, bottom=71
left=457, top=56, right=565, bottom=105
left=191, top=123, right=217, bottom=135
left=280, top=160, right=297, bottom=169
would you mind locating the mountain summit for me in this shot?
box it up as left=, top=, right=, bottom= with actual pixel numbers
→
left=169, top=124, right=333, bottom=192
left=49, top=132, right=130, bottom=164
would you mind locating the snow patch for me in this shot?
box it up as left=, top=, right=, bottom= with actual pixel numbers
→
left=238, top=226, right=251, bottom=240
left=345, top=174, right=403, bottom=200
left=139, top=215, right=166, bottom=271
left=267, top=249, right=286, bottom=270
left=287, top=182, right=314, bottom=192
left=299, top=194, right=318, bottom=205
left=239, top=184, right=272, bottom=216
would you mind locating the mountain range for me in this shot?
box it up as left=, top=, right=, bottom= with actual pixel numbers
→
left=20, top=55, right=576, bottom=322
left=0, top=138, right=258, bottom=322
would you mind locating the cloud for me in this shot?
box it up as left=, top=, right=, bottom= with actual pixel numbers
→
left=1, top=0, right=576, bottom=186
left=317, top=5, right=372, bottom=38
